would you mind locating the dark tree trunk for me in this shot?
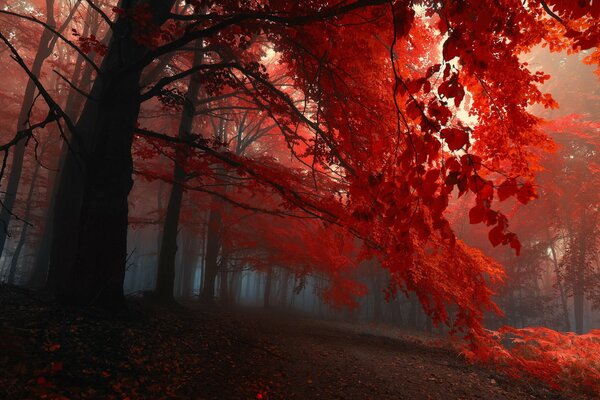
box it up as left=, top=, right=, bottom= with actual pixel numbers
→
left=0, top=0, right=56, bottom=261
left=573, top=230, right=586, bottom=334
left=263, top=267, right=273, bottom=308
left=229, top=264, right=243, bottom=305
left=155, top=45, right=203, bottom=301
left=176, top=230, right=194, bottom=297
left=29, top=37, right=93, bottom=289
left=408, top=296, right=418, bottom=329
left=218, top=253, right=231, bottom=305
left=370, top=265, right=382, bottom=322
left=45, top=0, right=174, bottom=308
left=200, top=201, right=222, bottom=304
left=154, top=168, right=185, bottom=300
left=8, top=160, right=41, bottom=284
left=279, top=268, right=289, bottom=308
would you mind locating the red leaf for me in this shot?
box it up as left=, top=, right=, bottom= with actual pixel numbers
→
left=476, top=180, right=494, bottom=200
left=47, top=343, right=61, bottom=352
left=497, top=179, right=518, bottom=201
left=431, top=195, right=448, bottom=214
left=51, top=361, right=63, bottom=374
left=441, top=128, right=469, bottom=151
left=406, top=99, right=422, bottom=120
left=516, top=182, right=537, bottom=204
left=488, top=225, right=505, bottom=247
left=469, top=205, right=486, bottom=224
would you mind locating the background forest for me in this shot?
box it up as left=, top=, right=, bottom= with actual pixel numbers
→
left=0, top=0, right=599, bottom=398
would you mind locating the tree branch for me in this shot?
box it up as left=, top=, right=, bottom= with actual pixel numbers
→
left=0, top=9, right=101, bottom=73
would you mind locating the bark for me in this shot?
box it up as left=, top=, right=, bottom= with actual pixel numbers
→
left=7, top=160, right=41, bottom=284
left=0, top=0, right=56, bottom=262
left=45, top=0, right=175, bottom=308
left=279, top=268, right=289, bottom=308
left=548, top=235, right=571, bottom=331
left=29, top=28, right=93, bottom=288
left=155, top=44, right=203, bottom=301
left=218, top=252, right=230, bottom=305
left=393, top=299, right=404, bottom=326
left=370, top=265, right=382, bottom=322
left=229, top=264, right=243, bottom=305
left=408, top=296, right=418, bottom=329
left=200, top=200, right=222, bottom=303
left=179, top=232, right=199, bottom=298
left=263, top=267, right=273, bottom=308
left=574, top=225, right=587, bottom=334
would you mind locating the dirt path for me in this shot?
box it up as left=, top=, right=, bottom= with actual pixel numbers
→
left=217, top=310, right=566, bottom=400
left=0, top=288, right=583, bottom=399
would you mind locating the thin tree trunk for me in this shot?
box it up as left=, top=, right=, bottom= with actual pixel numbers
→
left=264, top=267, right=273, bottom=308
left=200, top=200, right=222, bottom=304
left=155, top=44, right=203, bottom=301
left=408, top=295, right=418, bottom=329
left=279, top=268, right=289, bottom=308
left=230, top=263, right=243, bottom=305
left=219, top=252, right=230, bottom=305
left=548, top=235, right=571, bottom=331
left=179, top=230, right=197, bottom=298
left=7, top=160, right=41, bottom=284
left=574, top=225, right=587, bottom=334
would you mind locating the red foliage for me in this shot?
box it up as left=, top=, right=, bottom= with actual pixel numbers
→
left=465, top=327, right=600, bottom=396
left=71, top=30, right=108, bottom=55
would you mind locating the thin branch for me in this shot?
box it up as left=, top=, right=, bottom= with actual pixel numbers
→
left=140, top=62, right=234, bottom=102
left=0, top=31, right=82, bottom=156
left=539, top=0, right=565, bottom=26
left=131, top=0, right=389, bottom=71
left=53, top=69, right=95, bottom=100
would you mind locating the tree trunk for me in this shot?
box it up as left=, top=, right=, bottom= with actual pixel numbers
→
left=408, top=296, right=418, bottom=329
left=0, top=0, right=56, bottom=262
left=264, top=267, right=273, bottom=308
left=179, top=231, right=197, bottom=298
left=218, top=252, right=230, bottom=305
left=229, top=263, right=243, bottom=305
left=29, top=30, right=93, bottom=289
left=548, top=236, right=571, bottom=331
left=7, top=160, right=41, bottom=284
left=45, top=0, right=174, bottom=308
left=200, top=201, right=222, bottom=304
left=154, top=44, right=203, bottom=301
left=574, top=228, right=587, bottom=334
left=574, top=272, right=585, bottom=334
left=279, top=268, right=289, bottom=308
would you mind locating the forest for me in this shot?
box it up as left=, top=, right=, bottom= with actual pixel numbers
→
left=0, top=0, right=599, bottom=399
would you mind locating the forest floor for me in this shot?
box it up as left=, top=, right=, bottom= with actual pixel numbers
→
left=0, top=285, right=590, bottom=400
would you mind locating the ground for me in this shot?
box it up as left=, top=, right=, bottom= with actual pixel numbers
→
left=0, top=285, right=589, bottom=400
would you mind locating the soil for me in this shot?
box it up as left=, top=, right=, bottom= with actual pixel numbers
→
left=0, top=285, right=588, bottom=400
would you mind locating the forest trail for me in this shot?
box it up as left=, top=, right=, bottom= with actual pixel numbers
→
left=0, top=287, right=584, bottom=400
left=210, top=309, right=567, bottom=400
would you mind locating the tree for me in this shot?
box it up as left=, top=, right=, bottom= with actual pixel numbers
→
left=154, top=42, right=204, bottom=302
